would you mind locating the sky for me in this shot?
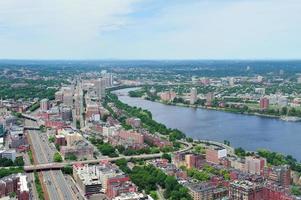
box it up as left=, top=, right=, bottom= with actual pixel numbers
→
left=0, top=0, right=301, bottom=60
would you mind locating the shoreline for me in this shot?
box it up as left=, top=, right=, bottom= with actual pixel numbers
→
left=122, top=86, right=300, bottom=122
left=143, top=98, right=294, bottom=122
left=113, top=87, right=301, bottom=175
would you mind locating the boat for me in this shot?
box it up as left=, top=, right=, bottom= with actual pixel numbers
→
left=280, top=116, right=301, bottom=122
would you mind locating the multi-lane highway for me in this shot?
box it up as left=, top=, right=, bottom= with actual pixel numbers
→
left=26, top=120, right=78, bottom=200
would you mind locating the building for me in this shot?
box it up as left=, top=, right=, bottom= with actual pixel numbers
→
left=9, top=126, right=27, bottom=149
left=0, top=123, right=4, bottom=137
left=60, top=140, right=94, bottom=160
left=245, top=156, right=266, bottom=175
left=185, top=182, right=228, bottom=200
left=102, top=126, right=119, bottom=137
left=57, top=128, right=83, bottom=147
left=95, top=78, right=106, bottom=100
left=185, top=154, right=205, bottom=169
left=62, top=87, right=74, bottom=107
left=55, top=135, right=66, bottom=146
left=125, top=118, right=141, bottom=128
left=257, top=76, right=264, bottom=83
left=61, top=107, right=72, bottom=121
left=160, top=91, right=176, bottom=102
left=55, top=91, right=64, bottom=102
left=267, top=165, right=291, bottom=187
left=173, top=153, right=205, bottom=169
left=205, top=92, right=214, bottom=106
left=106, top=176, right=138, bottom=199
left=86, top=102, right=100, bottom=121
left=73, top=164, right=102, bottom=196
left=0, top=149, right=16, bottom=162
left=112, top=192, right=151, bottom=200
left=205, top=148, right=227, bottom=164
left=143, top=133, right=172, bottom=148
left=103, top=73, right=114, bottom=88
left=73, top=161, right=126, bottom=196
left=18, top=174, right=29, bottom=200
left=190, top=88, right=198, bottom=105
left=263, top=183, right=294, bottom=200
left=260, top=97, right=269, bottom=110
left=40, top=98, right=49, bottom=111
left=229, top=180, right=263, bottom=200
left=108, top=130, right=145, bottom=149
left=0, top=173, right=29, bottom=200
left=229, top=77, right=235, bottom=87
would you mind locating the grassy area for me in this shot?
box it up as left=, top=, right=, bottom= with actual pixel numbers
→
left=28, top=150, right=34, bottom=164
left=34, top=172, right=45, bottom=200
left=0, top=167, right=24, bottom=178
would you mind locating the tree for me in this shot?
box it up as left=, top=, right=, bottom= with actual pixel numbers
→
left=186, top=137, right=193, bottom=143
left=162, top=153, right=171, bottom=162
left=291, top=186, right=301, bottom=196
left=235, top=147, right=246, bottom=157
left=65, top=153, right=77, bottom=161
left=48, top=136, right=55, bottom=143
left=14, top=157, right=24, bottom=166
left=53, top=152, right=62, bottom=162
left=62, top=165, right=73, bottom=175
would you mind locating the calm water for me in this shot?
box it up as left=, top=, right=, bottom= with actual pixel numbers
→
left=115, top=88, right=301, bottom=161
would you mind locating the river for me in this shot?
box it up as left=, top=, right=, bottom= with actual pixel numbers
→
left=114, top=88, right=301, bottom=161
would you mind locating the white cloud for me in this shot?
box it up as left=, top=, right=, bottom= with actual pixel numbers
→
left=0, top=0, right=301, bottom=59
left=105, top=0, right=301, bottom=59
left=0, top=0, right=140, bottom=45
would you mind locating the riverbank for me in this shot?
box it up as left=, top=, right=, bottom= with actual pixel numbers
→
left=115, top=87, right=301, bottom=161
left=129, top=86, right=301, bottom=122
left=142, top=98, right=295, bottom=121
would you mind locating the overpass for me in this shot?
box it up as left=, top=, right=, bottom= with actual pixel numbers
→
left=197, top=139, right=235, bottom=156
left=24, top=153, right=163, bottom=172
left=24, top=138, right=193, bottom=172
left=24, top=126, right=40, bottom=130
left=21, top=114, right=38, bottom=121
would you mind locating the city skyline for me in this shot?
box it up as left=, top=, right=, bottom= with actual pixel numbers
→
left=0, top=0, right=301, bottom=60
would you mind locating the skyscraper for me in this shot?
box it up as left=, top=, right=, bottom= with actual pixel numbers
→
left=40, top=98, right=49, bottom=111
left=95, top=78, right=106, bottom=100
left=190, top=87, right=197, bottom=105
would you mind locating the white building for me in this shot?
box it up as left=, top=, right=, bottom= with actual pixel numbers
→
left=190, top=87, right=198, bottom=105
left=40, top=98, right=49, bottom=111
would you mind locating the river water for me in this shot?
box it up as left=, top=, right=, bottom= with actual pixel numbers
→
left=114, top=88, right=301, bottom=161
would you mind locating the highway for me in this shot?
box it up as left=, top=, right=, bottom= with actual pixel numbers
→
left=26, top=120, right=78, bottom=200
left=25, top=136, right=193, bottom=172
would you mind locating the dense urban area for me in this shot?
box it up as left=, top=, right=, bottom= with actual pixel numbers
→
left=1, top=60, right=301, bottom=200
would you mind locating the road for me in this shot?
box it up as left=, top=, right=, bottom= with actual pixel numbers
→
left=26, top=120, right=78, bottom=200
left=25, top=135, right=193, bottom=171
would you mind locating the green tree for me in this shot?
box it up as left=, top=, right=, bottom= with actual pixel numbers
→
left=162, top=153, right=171, bottom=162
left=53, top=152, right=63, bottom=162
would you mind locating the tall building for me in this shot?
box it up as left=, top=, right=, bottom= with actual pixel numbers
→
left=229, top=77, right=235, bottom=87
left=40, top=98, right=49, bottom=111
left=103, top=73, right=113, bottom=87
left=205, top=92, right=214, bottom=106
left=205, top=148, right=227, bottom=164
left=229, top=180, right=263, bottom=200
left=268, top=165, right=291, bottom=187
left=160, top=91, right=176, bottom=102
left=260, top=97, right=269, bottom=110
left=173, top=153, right=205, bottom=169
left=63, top=87, right=74, bottom=107
left=95, top=78, right=106, bottom=100
left=245, top=156, right=266, bottom=175
left=55, top=91, right=64, bottom=102
left=185, top=182, right=228, bottom=200
left=106, top=176, right=138, bottom=199
left=190, top=88, right=198, bottom=105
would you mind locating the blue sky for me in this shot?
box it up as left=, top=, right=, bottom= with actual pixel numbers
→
left=0, top=0, right=300, bottom=60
